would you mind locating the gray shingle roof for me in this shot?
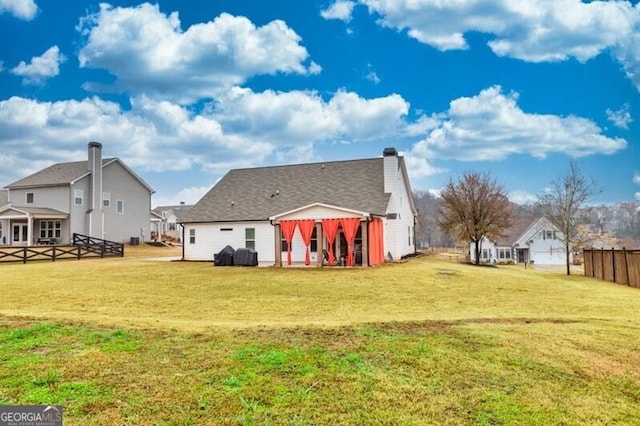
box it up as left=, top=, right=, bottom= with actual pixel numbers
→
left=4, top=159, right=116, bottom=189
left=153, top=204, right=193, bottom=221
left=494, top=216, right=538, bottom=245
left=182, top=157, right=396, bottom=223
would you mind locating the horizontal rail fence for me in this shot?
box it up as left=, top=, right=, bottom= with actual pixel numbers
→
left=583, top=248, right=640, bottom=289
left=0, top=234, right=124, bottom=264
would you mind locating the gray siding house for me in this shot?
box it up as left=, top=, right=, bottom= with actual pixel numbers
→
left=0, top=142, right=155, bottom=246
left=180, top=148, right=417, bottom=267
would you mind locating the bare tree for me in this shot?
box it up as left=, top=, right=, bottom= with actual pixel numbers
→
left=537, top=161, right=599, bottom=275
left=438, top=172, right=514, bottom=265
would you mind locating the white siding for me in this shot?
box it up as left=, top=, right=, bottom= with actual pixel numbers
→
left=383, top=159, right=416, bottom=261
left=184, top=221, right=275, bottom=265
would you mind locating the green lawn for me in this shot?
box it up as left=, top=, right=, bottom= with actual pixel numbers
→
left=1, top=249, right=639, bottom=424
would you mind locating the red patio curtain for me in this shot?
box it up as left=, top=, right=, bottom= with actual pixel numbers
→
left=322, top=218, right=340, bottom=266
left=341, top=218, right=361, bottom=266
left=296, top=219, right=315, bottom=266
left=368, top=218, right=384, bottom=266
left=280, top=220, right=297, bottom=266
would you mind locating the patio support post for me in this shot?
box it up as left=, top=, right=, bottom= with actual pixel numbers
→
left=274, top=223, right=282, bottom=267
left=361, top=220, right=368, bottom=267
left=316, top=222, right=323, bottom=268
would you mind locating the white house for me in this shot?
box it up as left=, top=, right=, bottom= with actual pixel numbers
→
left=152, top=203, right=193, bottom=241
left=180, top=148, right=417, bottom=267
left=470, top=216, right=571, bottom=265
left=0, top=142, right=155, bottom=246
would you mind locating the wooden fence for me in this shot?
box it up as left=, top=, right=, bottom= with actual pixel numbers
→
left=0, top=233, right=124, bottom=264
left=583, top=248, right=640, bottom=289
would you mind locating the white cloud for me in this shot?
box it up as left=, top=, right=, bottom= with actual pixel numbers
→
left=633, top=172, right=640, bottom=185
left=357, top=0, right=640, bottom=90
left=213, top=86, right=409, bottom=143
left=153, top=186, right=212, bottom=207
left=405, top=85, right=627, bottom=178
left=508, top=189, right=538, bottom=205
left=0, top=0, right=37, bottom=20
left=0, top=86, right=410, bottom=189
left=366, top=71, right=381, bottom=84
left=10, top=46, right=65, bottom=85
left=77, top=3, right=318, bottom=104
left=606, top=104, right=633, bottom=129
left=321, top=1, right=357, bottom=22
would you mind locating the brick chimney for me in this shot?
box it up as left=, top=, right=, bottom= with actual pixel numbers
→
left=87, top=141, right=103, bottom=238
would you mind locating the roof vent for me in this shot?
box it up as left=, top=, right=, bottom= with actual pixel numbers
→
left=383, top=147, right=398, bottom=157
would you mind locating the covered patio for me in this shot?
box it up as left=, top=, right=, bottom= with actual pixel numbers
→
left=0, top=206, right=69, bottom=246
left=270, top=203, right=385, bottom=268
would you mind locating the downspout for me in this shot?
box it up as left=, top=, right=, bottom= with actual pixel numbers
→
left=181, top=224, right=185, bottom=260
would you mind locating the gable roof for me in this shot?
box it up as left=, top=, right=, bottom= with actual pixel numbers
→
left=494, top=216, right=556, bottom=246
left=153, top=204, right=193, bottom=220
left=182, top=157, right=400, bottom=223
left=4, top=158, right=154, bottom=193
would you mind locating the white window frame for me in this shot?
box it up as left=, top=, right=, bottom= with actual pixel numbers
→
left=39, top=220, right=62, bottom=239
left=74, top=190, right=84, bottom=206
left=245, top=228, right=255, bottom=249
left=26, top=192, right=34, bottom=204
left=189, top=229, right=196, bottom=244
left=116, top=200, right=124, bottom=214
left=103, top=192, right=111, bottom=208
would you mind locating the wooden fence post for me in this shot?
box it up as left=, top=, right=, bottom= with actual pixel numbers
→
left=612, top=247, right=616, bottom=284
left=52, top=246, right=56, bottom=262
left=623, top=247, right=630, bottom=287
left=23, top=247, right=27, bottom=264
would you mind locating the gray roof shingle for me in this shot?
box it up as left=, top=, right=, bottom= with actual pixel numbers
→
left=182, top=157, right=396, bottom=223
left=5, top=159, right=116, bottom=189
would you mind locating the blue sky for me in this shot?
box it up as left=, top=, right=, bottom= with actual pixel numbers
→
left=1, top=0, right=638, bottom=207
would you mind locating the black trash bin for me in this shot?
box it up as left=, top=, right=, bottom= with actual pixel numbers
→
left=130, top=237, right=140, bottom=246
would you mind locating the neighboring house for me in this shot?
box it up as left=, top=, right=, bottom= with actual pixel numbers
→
left=152, top=203, right=193, bottom=241
left=0, top=142, right=155, bottom=246
left=180, top=147, right=417, bottom=267
left=470, top=216, right=571, bottom=265
left=0, top=189, right=8, bottom=245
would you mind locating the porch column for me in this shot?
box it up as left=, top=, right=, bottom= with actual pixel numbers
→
left=361, top=220, right=369, bottom=267
left=27, top=214, right=33, bottom=246
left=316, top=222, right=323, bottom=268
left=274, top=223, right=282, bottom=267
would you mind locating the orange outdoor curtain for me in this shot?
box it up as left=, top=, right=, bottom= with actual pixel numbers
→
left=341, top=218, right=361, bottom=266
left=368, top=218, right=384, bottom=266
left=297, top=219, right=315, bottom=266
left=280, top=220, right=297, bottom=266
left=322, top=218, right=340, bottom=266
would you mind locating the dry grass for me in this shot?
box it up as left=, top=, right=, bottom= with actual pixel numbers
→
left=1, top=246, right=639, bottom=424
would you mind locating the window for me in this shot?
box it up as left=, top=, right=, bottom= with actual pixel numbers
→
left=168, top=223, right=176, bottom=231
left=116, top=200, right=124, bottom=214
left=546, top=230, right=554, bottom=240
left=74, top=190, right=83, bottom=206
left=281, top=237, right=290, bottom=252
left=189, top=229, right=196, bottom=244
left=39, top=220, right=61, bottom=239
left=310, top=227, right=317, bottom=252
left=26, top=192, right=34, bottom=204
left=482, top=249, right=491, bottom=259
left=103, top=192, right=110, bottom=207
left=497, top=248, right=511, bottom=259
left=245, top=228, right=255, bottom=249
